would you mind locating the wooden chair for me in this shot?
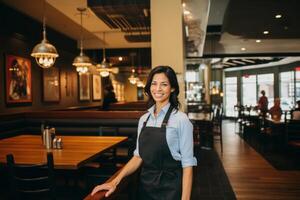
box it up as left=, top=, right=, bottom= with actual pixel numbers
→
left=6, top=152, right=56, bottom=200
left=212, top=105, right=223, bottom=152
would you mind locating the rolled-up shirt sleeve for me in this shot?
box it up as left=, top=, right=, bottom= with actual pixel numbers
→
left=178, top=115, right=197, bottom=168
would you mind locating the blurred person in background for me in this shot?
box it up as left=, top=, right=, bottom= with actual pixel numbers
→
left=269, top=98, right=282, bottom=120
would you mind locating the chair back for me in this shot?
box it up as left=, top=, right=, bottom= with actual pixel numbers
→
left=6, top=152, right=56, bottom=200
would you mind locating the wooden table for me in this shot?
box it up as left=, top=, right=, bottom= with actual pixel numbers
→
left=0, top=135, right=127, bottom=169
left=188, top=112, right=212, bottom=122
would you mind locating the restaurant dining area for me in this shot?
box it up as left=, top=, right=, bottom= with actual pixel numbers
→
left=1, top=0, right=300, bottom=199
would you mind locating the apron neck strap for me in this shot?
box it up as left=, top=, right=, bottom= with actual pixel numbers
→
left=161, top=105, right=173, bottom=128
left=143, top=105, right=174, bottom=128
left=143, top=114, right=151, bottom=128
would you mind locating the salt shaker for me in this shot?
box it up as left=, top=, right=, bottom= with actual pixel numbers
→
left=56, top=138, right=63, bottom=149
left=52, top=138, right=57, bottom=149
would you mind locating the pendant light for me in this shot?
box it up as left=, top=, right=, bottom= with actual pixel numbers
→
left=128, top=52, right=139, bottom=85
left=31, top=0, right=58, bottom=68
left=96, top=32, right=110, bottom=77
left=72, top=7, right=92, bottom=74
left=128, top=69, right=139, bottom=85
left=136, top=50, right=144, bottom=87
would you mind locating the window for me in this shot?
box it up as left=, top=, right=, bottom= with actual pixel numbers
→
left=257, top=73, right=274, bottom=108
left=296, top=71, right=300, bottom=101
left=225, top=77, right=237, bottom=117
left=186, top=71, right=199, bottom=82
left=280, top=71, right=294, bottom=111
left=242, top=75, right=257, bottom=107
left=186, top=70, right=202, bottom=102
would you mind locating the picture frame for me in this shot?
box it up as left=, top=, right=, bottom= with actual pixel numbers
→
left=92, top=74, right=102, bottom=101
left=43, top=67, right=60, bottom=102
left=5, top=54, right=32, bottom=103
left=78, top=73, right=90, bottom=101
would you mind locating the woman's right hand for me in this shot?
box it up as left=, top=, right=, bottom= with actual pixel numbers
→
left=91, top=181, right=117, bottom=197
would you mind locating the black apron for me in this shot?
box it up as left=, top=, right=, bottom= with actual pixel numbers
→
left=138, top=106, right=182, bottom=200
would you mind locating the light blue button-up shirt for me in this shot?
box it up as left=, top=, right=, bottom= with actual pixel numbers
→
left=134, top=103, right=197, bottom=168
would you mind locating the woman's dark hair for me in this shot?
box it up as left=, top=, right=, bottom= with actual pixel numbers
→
left=144, top=66, right=180, bottom=110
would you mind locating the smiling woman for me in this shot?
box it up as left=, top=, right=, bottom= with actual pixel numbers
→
left=91, top=66, right=197, bottom=200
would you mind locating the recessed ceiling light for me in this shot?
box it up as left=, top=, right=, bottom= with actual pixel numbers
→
left=263, top=31, right=269, bottom=35
left=187, top=15, right=193, bottom=20
left=183, top=10, right=191, bottom=15
left=241, top=47, right=246, bottom=51
left=182, top=3, right=186, bottom=8
left=275, top=14, right=282, bottom=19
left=256, top=39, right=261, bottom=43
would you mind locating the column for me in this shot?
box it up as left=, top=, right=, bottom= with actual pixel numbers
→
left=151, top=0, right=186, bottom=110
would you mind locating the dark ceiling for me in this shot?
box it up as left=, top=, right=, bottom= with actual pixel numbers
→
left=89, top=0, right=300, bottom=70
left=197, top=0, right=300, bottom=69
left=222, top=0, right=300, bottom=39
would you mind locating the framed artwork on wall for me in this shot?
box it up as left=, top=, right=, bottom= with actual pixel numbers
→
left=78, top=73, right=90, bottom=101
left=92, top=74, right=102, bottom=101
left=43, top=67, right=60, bottom=102
left=5, top=54, right=32, bottom=103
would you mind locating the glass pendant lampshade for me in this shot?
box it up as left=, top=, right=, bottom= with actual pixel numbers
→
left=128, top=53, right=139, bottom=85
left=96, top=32, right=110, bottom=77
left=31, top=0, right=58, bottom=68
left=72, top=7, right=92, bottom=74
left=73, top=51, right=92, bottom=74
left=136, top=80, right=145, bottom=87
left=97, top=59, right=110, bottom=77
left=128, top=69, right=139, bottom=85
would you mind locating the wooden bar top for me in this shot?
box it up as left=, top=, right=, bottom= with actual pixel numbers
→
left=0, top=135, right=127, bottom=169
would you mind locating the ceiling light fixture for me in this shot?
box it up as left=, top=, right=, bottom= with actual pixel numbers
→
left=136, top=80, right=145, bottom=88
left=184, top=10, right=191, bottom=15
left=72, top=7, right=92, bottom=74
left=199, top=63, right=206, bottom=70
left=128, top=52, right=139, bottom=85
left=97, top=32, right=110, bottom=77
left=263, top=30, right=269, bottom=35
left=241, top=47, right=246, bottom=51
left=31, top=0, right=58, bottom=69
left=128, top=69, right=139, bottom=85
left=275, top=14, right=282, bottom=19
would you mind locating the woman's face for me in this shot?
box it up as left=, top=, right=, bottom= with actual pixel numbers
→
left=150, top=73, right=173, bottom=106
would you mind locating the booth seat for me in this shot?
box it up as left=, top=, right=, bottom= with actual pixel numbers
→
left=107, top=101, right=147, bottom=111
left=0, top=113, right=27, bottom=139
left=0, top=111, right=144, bottom=150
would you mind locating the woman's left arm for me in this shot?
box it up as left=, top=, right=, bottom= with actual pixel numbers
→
left=177, top=113, right=197, bottom=200
left=182, top=166, right=193, bottom=200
